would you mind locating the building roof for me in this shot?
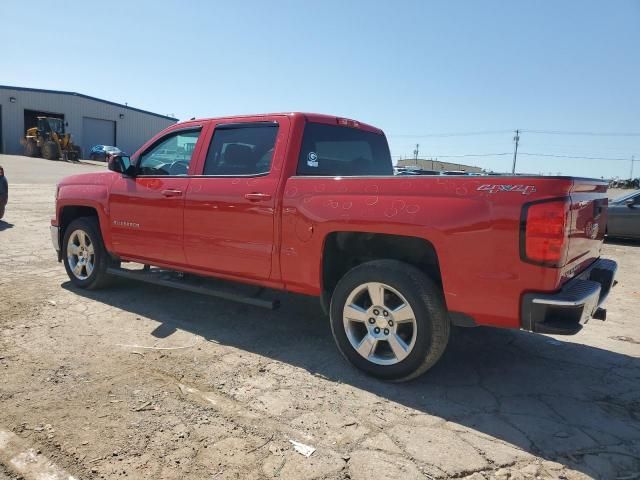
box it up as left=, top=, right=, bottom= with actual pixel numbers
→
left=0, top=85, right=178, bottom=121
left=397, top=158, right=483, bottom=172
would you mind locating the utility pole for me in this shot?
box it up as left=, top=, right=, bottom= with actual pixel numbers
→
left=413, top=144, right=419, bottom=166
left=631, top=155, right=635, bottom=179
left=511, top=129, right=520, bottom=174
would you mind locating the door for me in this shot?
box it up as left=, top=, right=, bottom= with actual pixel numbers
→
left=83, top=117, right=116, bottom=157
left=109, top=128, right=204, bottom=265
left=184, top=118, right=289, bottom=281
left=608, top=192, right=640, bottom=238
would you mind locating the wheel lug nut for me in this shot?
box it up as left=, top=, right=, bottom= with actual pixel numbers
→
left=383, top=310, right=389, bottom=317
left=384, top=328, right=390, bottom=335
left=373, top=309, right=380, bottom=315
left=388, top=320, right=394, bottom=327
left=368, top=318, right=375, bottom=324
left=374, top=327, right=380, bottom=334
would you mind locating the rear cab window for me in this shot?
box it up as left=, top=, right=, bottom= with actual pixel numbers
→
left=297, top=122, right=393, bottom=176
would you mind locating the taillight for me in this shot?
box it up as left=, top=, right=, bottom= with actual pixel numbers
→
left=521, top=198, right=570, bottom=267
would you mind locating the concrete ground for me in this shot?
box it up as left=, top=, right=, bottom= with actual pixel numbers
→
left=0, top=154, right=639, bottom=480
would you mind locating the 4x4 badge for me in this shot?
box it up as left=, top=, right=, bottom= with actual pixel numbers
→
left=477, top=184, right=537, bottom=195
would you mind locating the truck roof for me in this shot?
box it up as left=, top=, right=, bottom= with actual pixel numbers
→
left=175, top=112, right=384, bottom=134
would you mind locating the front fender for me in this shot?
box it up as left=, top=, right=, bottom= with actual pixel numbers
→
left=56, top=183, right=113, bottom=252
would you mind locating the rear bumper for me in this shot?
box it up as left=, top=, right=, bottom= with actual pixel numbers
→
left=521, top=258, right=617, bottom=335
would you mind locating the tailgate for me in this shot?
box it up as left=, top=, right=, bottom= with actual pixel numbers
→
left=562, top=179, right=609, bottom=283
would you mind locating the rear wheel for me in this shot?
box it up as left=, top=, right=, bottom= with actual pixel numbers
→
left=41, top=141, right=59, bottom=160
left=70, top=145, right=82, bottom=161
left=62, top=217, right=113, bottom=289
left=24, top=139, right=40, bottom=157
left=330, top=259, right=450, bottom=381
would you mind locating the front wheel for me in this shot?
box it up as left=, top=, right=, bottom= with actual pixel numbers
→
left=24, top=140, right=40, bottom=157
left=41, top=141, right=59, bottom=160
left=62, top=217, right=113, bottom=289
left=330, top=260, right=450, bottom=381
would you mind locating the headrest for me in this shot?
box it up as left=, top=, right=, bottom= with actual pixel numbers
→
left=224, top=144, right=254, bottom=166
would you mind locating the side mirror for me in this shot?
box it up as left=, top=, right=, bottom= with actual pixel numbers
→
left=108, top=155, right=135, bottom=176
left=624, top=198, right=636, bottom=207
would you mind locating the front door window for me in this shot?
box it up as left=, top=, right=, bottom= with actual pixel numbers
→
left=138, top=130, right=201, bottom=176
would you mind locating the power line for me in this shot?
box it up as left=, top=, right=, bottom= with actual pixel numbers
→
left=519, top=152, right=635, bottom=161
left=388, top=129, right=640, bottom=138
left=395, top=152, right=638, bottom=162
left=521, top=129, right=640, bottom=137
left=411, top=152, right=512, bottom=158
left=387, top=130, right=512, bottom=138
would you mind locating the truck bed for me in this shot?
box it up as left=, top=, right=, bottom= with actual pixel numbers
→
left=280, top=175, right=608, bottom=329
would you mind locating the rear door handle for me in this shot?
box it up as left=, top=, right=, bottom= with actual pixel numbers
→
left=161, top=189, right=183, bottom=197
left=244, top=192, right=272, bottom=202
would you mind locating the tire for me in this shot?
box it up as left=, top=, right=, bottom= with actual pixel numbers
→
left=41, top=141, right=59, bottom=160
left=70, top=145, right=82, bottom=161
left=329, top=259, right=450, bottom=381
left=24, top=140, right=40, bottom=157
left=62, top=217, right=113, bottom=289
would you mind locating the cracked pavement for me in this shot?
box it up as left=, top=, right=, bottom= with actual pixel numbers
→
left=0, top=154, right=639, bottom=479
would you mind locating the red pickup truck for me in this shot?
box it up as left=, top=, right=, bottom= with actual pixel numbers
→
left=51, top=113, right=617, bottom=381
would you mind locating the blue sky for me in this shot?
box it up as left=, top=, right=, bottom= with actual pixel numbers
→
left=1, top=0, right=638, bottom=177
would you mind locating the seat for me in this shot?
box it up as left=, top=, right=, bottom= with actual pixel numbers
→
left=223, top=144, right=257, bottom=174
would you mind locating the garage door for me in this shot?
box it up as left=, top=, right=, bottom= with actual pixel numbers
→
left=82, top=117, right=115, bottom=159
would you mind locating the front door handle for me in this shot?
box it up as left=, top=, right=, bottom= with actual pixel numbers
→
left=161, top=189, right=183, bottom=197
left=244, top=192, right=272, bottom=202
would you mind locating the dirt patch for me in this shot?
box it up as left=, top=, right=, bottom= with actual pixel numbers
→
left=0, top=159, right=639, bottom=479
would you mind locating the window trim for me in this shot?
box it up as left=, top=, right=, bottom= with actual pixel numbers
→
left=214, top=121, right=278, bottom=130
left=135, top=126, right=203, bottom=177
left=199, top=121, right=279, bottom=178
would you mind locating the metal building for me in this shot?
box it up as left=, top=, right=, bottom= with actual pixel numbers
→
left=0, top=85, right=177, bottom=158
left=397, top=158, right=483, bottom=173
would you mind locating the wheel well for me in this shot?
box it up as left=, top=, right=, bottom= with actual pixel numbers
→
left=60, top=206, right=98, bottom=238
left=321, top=232, right=443, bottom=311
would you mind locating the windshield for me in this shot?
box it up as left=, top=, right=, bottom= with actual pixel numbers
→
left=297, top=123, right=393, bottom=176
left=48, top=119, right=64, bottom=134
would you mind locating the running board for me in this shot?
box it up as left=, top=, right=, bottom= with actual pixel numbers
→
left=106, top=267, right=280, bottom=310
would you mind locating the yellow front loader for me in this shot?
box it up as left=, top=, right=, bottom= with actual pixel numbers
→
left=20, top=117, right=82, bottom=161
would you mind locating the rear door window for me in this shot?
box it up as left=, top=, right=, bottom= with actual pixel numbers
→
left=203, top=123, right=279, bottom=176
left=297, top=123, right=393, bottom=176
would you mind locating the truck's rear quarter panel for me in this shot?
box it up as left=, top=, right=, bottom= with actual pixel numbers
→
left=280, top=175, right=608, bottom=329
